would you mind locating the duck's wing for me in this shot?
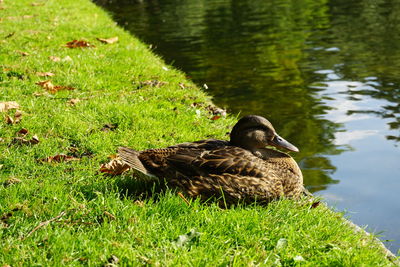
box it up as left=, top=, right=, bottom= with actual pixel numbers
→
left=162, top=146, right=280, bottom=202
left=168, top=139, right=230, bottom=150
left=120, top=140, right=228, bottom=176
left=164, top=146, right=269, bottom=178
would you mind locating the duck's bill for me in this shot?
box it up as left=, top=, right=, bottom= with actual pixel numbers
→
left=269, top=134, right=299, bottom=152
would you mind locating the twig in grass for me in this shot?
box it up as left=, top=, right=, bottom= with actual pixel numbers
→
left=23, top=211, right=66, bottom=239
left=177, top=192, right=190, bottom=206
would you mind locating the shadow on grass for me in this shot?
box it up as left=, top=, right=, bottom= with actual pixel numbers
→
left=114, top=173, right=168, bottom=202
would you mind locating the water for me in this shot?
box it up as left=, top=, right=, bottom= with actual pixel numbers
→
left=95, top=0, right=400, bottom=253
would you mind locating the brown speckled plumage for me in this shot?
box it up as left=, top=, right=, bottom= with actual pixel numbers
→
left=118, top=115, right=304, bottom=204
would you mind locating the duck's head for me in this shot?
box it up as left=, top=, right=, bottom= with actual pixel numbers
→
left=230, top=115, right=299, bottom=152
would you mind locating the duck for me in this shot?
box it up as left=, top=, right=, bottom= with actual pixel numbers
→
left=118, top=115, right=304, bottom=204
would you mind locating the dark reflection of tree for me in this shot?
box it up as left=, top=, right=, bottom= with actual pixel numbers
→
left=94, top=0, right=349, bottom=192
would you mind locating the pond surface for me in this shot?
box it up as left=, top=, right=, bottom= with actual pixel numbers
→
left=95, top=0, right=400, bottom=253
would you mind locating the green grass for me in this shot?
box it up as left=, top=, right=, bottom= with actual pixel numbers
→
left=0, top=0, right=398, bottom=265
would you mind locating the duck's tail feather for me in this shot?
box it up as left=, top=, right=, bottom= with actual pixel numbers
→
left=118, top=147, right=153, bottom=176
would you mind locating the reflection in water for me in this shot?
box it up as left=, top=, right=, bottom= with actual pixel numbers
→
left=95, top=0, right=400, bottom=252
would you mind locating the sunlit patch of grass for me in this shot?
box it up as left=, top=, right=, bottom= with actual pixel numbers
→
left=0, top=0, right=397, bottom=265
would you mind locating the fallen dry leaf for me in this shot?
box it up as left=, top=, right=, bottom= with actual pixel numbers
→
left=139, top=80, right=168, bottom=88
left=97, top=36, right=118, bottom=44
left=206, top=105, right=227, bottom=117
left=211, top=115, right=221, bottom=121
left=11, top=135, right=39, bottom=146
left=17, top=128, right=29, bottom=135
left=36, top=80, right=54, bottom=90
left=15, top=50, right=29, bottom=56
left=67, top=98, right=80, bottom=106
left=39, top=154, right=80, bottom=163
left=5, top=115, right=14, bottom=124
left=106, top=255, right=119, bottom=266
left=5, top=110, right=22, bottom=124
left=101, top=123, right=118, bottom=132
left=99, top=158, right=130, bottom=175
left=14, top=110, right=22, bottom=123
left=36, top=80, right=75, bottom=93
left=310, top=201, right=321, bottom=209
left=0, top=101, right=20, bottom=112
left=49, top=56, right=61, bottom=62
left=4, top=177, right=22, bottom=187
left=31, top=135, right=40, bottom=144
left=103, top=211, right=116, bottom=220
left=36, top=72, right=55, bottom=77
left=179, top=83, right=186, bottom=89
left=65, top=40, right=93, bottom=48
left=134, top=200, right=145, bottom=207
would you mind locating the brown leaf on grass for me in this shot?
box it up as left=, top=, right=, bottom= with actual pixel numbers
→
left=206, top=105, right=227, bottom=117
left=49, top=85, right=75, bottom=93
left=5, top=115, right=13, bottom=124
left=101, top=123, right=118, bottom=132
left=134, top=200, right=145, bottom=207
left=36, top=80, right=54, bottom=90
left=31, top=135, right=40, bottom=144
left=67, top=98, right=80, bottom=106
left=4, top=177, right=22, bottom=187
left=17, top=128, right=29, bottom=135
left=140, top=80, right=168, bottom=88
left=97, top=36, right=118, bottom=44
left=39, top=154, right=80, bottom=163
left=103, top=211, right=116, bottom=220
left=36, top=72, right=55, bottom=77
left=1, top=212, right=12, bottom=228
left=49, top=56, right=61, bottom=62
left=211, top=115, right=221, bottom=121
left=14, top=110, right=22, bottom=123
left=190, top=102, right=202, bottom=108
left=0, top=101, right=20, bottom=112
left=36, top=80, right=75, bottom=93
left=106, top=255, right=120, bottom=266
left=5, top=110, right=23, bottom=124
left=99, top=158, right=130, bottom=175
left=11, top=135, right=39, bottom=146
left=310, top=201, right=321, bottom=209
left=65, top=40, right=94, bottom=48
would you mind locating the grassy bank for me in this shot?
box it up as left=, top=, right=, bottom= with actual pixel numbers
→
left=0, top=0, right=397, bottom=265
